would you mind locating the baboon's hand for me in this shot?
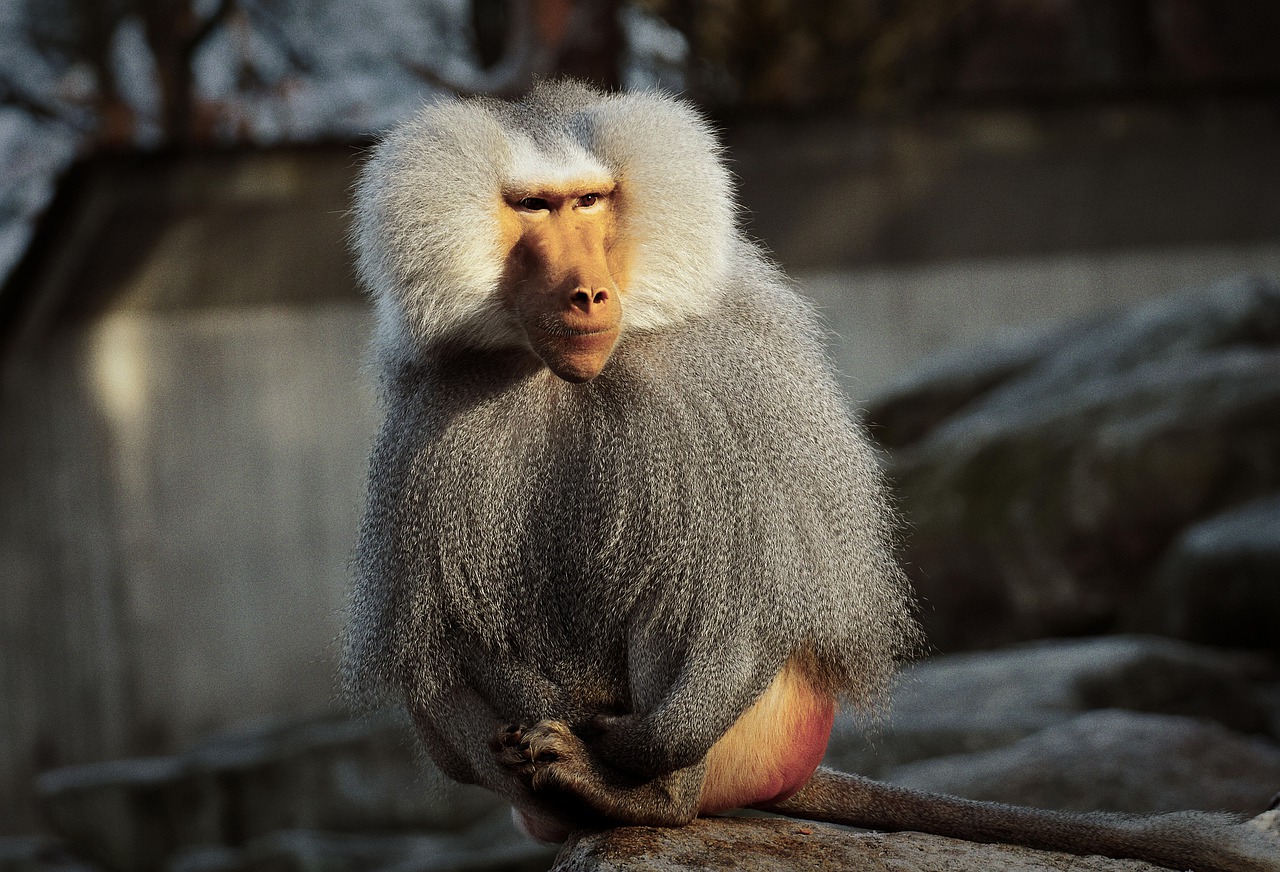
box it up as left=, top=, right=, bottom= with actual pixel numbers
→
left=492, top=719, right=586, bottom=791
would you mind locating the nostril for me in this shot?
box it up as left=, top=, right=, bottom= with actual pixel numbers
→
left=570, top=287, right=610, bottom=312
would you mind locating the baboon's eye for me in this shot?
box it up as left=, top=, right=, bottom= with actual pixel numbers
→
left=576, top=193, right=599, bottom=208
left=517, top=197, right=550, bottom=212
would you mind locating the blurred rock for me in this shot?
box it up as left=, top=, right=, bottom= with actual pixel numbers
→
left=29, top=635, right=1280, bottom=872
left=1132, top=494, right=1280, bottom=655
left=883, top=272, right=1280, bottom=447
left=888, top=709, right=1280, bottom=815
left=0, top=837, right=102, bottom=872
left=867, top=274, right=1280, bottom=650
left=36, top=712, right=500, bottom=872
left=166, top=812, right=555, bottom=872
left=1258, top=681, right=1280, bottom=741
left=866, top=314, right=1105, bottom=449
left=551, top=817, right=1161, bottom=871
left=826, top=635, right=1276, bottom=778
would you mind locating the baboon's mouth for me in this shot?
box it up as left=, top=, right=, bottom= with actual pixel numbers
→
left=530, top=318, right=620, bottom=340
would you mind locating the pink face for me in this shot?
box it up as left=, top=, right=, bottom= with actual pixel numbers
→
left=498, top=184, right=628, bottom=383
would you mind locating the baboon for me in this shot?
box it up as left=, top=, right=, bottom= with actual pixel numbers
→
left=344, top=81, right=1280, bottom=871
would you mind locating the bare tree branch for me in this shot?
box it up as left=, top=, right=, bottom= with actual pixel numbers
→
left=188, top=0, right=239, bottom=52
left=245, top=4, right=315, bottom=75
left=402, top=0, right=558, bottom=97
left=0, top=81, right=63, bottom=122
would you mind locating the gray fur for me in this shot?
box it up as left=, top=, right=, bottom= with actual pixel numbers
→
left=346, top=81, right=918, bottom=801
left=343, top=82, right=1278, bottom=870
left=345, top=233, right=920, bottom=776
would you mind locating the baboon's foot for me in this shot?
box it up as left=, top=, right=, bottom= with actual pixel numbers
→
left=491, top=719, right=587, bottom=791
left=489, top=723, right=530, bottom=771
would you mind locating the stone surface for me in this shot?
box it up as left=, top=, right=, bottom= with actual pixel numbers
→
left=27, top=635, right=1280, bottom=871
left=551, top=817, right=1162, bottom=871
left=888, top=710, right=1280, bottom=815
left=869, top=274, right=1280, bottom=650
left=1259, top=682, right=1280, bottom=740
left=906, top=272, right=1280, bottom=445
left=36, top=712, right=499, bottom=872
left=0, top=837, right=101, bottom=871
left=864, top=314, right=1104, bottom=449
left=825, top=635, right=1277, bottom=777
left=166, top=814, right=556, bottom=872
left=1133, top=494, right=1280, bottom=655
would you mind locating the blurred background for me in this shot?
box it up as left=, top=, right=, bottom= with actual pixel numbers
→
left=1, top=2, right=1278, bottom=870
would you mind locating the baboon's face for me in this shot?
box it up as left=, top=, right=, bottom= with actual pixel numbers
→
left=497, top=181, right=631, bottom=382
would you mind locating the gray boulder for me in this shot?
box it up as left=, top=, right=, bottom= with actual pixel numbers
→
left=165, top=812, right=555, bottom=872
left=826, top=635, right=1276, bottom=778
left=551, top=817, right=1163, bottom=871
left=0, top=837, right=102, bottom=872
left=1132, top=494, right=1280, bottom=655
left=871, top=272, right=1280, bottom=449
left=30, top=636, right=1280, bottom=871
left=864, top=314, right=1105, bottom=449
left=888, top=709, right=1280, bottom=815
left=867, top=274, right=1280, bottom=650
left=36, top=712, right=499, bottom=872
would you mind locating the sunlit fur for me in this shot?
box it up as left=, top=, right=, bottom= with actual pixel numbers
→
left=344, top=83, right=1278, bottom=872
left=345, top=249, right=921, bottom=747
left=352, top=81, right=735, bottom=363
left=346, top=84, right=921, bottom=787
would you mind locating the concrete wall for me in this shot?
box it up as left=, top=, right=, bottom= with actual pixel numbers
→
left=0, top=151, right=377, bottom=832
left=1, top=308, right=379, bottom=831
